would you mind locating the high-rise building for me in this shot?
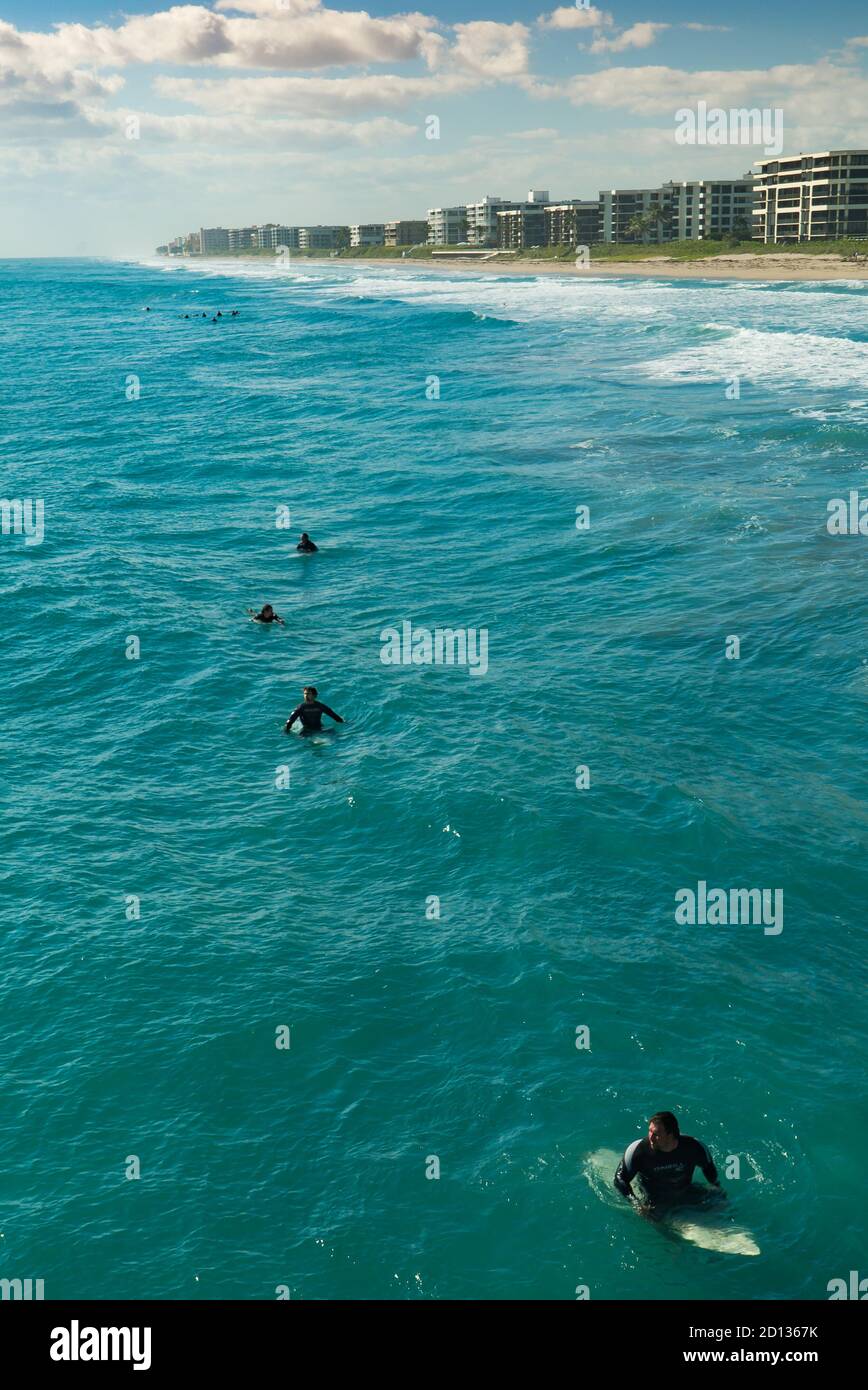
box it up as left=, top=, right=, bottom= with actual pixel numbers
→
left=465, top=197, right=516, bottom=246
left=251, top=224, right=300, bottom=250
left=298, top=226, right=349, bottom=250
left=199, top=226, right=231, bottom=254
left=227, top=226, right=257, bottom=251
left=598, top=187, right=676, bottom=244
left=545, top=201, right=600, bottom=248
left=350, top=224, right=386, bottom=247
left=497, top=204, right=547, bottom=250
left=427, top=207, right=468, bottom=245
left=384, top=220, right=428, bottom=247
left=599, top=180, right=753, bottom=243
left=752, top=150, right=868, bottom=242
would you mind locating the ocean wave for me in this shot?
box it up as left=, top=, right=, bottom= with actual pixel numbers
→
left=643, top=326, right=868, bottom=389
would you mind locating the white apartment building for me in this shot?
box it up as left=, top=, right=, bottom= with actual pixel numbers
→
left=227, top=226, right=257, bottom=251
left=253, top=225, right=300, bottom=250
left=427, top=206, right=467, bottom=245
left=753, top=150, right=868, bottom=242
left=350, top=224, right=386, bottom=247
left=465, top=197, right=515, bottom=246
left=298, top=226, right=348, bottom=250
left=600, top=179, right=753, bottom=243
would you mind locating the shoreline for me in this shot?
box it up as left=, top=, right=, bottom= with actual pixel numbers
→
left=297, top=252, right=868, bottom=284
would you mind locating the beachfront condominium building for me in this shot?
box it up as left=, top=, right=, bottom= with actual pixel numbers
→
left=666, top=180, right=754, bottom=240
left=496, top=193, right=552, bottom=250
left=384, top=220, right=428, bottom=247
left=427, top=206, right=468, bottom=245
left=497, top=204, right=547, bottom=250
left=599, top=187, right=678, bottom=244
left=752, top=150, right=868, bottom=242
left=253, top=225, right=300, bottom=251
left=199, top=226, right=231, bottom=254
left=228, top=226, right=257, bottom=251
left=298, top=226, right=349, bottom=250
left=350, top=224, right=386, bottom=247
left=600, top=180, right=754, bottom=243
left=465, top=197, right=517, bottom=246
left=545, top=200, right=600, bottom=248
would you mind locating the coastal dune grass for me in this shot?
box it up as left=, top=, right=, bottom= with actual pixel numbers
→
left=214, top=238, right=868, bottom=264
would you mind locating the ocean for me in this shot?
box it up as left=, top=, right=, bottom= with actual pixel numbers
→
left=0, top=255, right=865, bottom=1300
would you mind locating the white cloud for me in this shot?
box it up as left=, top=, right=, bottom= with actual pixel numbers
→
left=156, top=71, right=476, bottom=116
left=536, top=7, right=612, bottom=31
left=449, top=22, right=531, bottom=79
left=557, top=57, right=868, bottom=133
left=132, top=109, right=417, bottom=147
left=8, top=6, right=442, bottom=75
left=589, top=21, right=670, bottom=55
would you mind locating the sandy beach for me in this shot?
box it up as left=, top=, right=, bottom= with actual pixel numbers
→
left=305, top=252, right=868, bottom=283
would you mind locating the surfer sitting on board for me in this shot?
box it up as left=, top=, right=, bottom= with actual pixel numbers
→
left=284, top=687, right=344, bottom=733
left=614, top=1111, right=720, bottom=1215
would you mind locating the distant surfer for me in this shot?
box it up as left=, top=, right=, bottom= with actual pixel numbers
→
left=296, top=533, right=318, bottom=553
left=614, top=1112, right=720, bottom=1215
left=284, top=687, right=343, bottom=733
left=247, top=603, right=285, bottom=625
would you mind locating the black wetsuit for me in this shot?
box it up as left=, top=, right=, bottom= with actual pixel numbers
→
left=614, top=1136, right=718, bottom=1204
left=297, top=540, right=318, bottom=552
left=285, top=701, right=342, bottom=731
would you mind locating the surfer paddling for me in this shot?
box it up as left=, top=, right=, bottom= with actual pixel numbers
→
left=614, top=1111, right=721, bottom=1215
left=248, top=604, right=285, bottom=625
left=284, top=687, right=343, bottom=733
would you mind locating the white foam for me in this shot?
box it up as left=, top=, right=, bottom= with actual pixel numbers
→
left=134, top=257, right=868, bottom=356
left=645, top=326, right=868, bottom=390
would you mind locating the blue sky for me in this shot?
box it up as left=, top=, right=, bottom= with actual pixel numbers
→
left=2, top=1, right=867, bottom=256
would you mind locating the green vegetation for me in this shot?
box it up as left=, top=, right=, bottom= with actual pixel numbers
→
left=501, top=237, right=868, bottom=263
left=201, top=237, right=868, bottom=264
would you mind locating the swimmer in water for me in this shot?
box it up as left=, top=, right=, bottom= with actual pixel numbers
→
left=296, top=533, right=318, bottom=553
left=247, top=603, right=285, bottom=625
left=284, top=687, right=343, bottom=733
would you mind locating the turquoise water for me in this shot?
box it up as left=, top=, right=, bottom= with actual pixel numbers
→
left=1, top=256, right=866, bottom=1300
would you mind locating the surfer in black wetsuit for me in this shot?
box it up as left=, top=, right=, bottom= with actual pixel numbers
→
left=614, top=1112, right=720, bottom=1214
left=296, top=533, right=318, bottom=553
left=284, top=687, right=343, bottom=733
left=247, top=603, right=284, bottom=625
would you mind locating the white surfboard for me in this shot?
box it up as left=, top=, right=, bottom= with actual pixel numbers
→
left=668, top=1216, right=760, bottom=1256
left=584, top=1148, right=760, bottom=1256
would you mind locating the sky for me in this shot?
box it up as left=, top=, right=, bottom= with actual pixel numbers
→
left=2, top=1, right=868, bottom=256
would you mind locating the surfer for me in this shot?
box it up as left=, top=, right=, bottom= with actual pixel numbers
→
left=296, top=533, right=318, bottom=553
left=614, top=1112, right=720, bottom=1214
left=284, top=687, right=343, bottom=733
left=248, top=604, right=285, bottom=625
